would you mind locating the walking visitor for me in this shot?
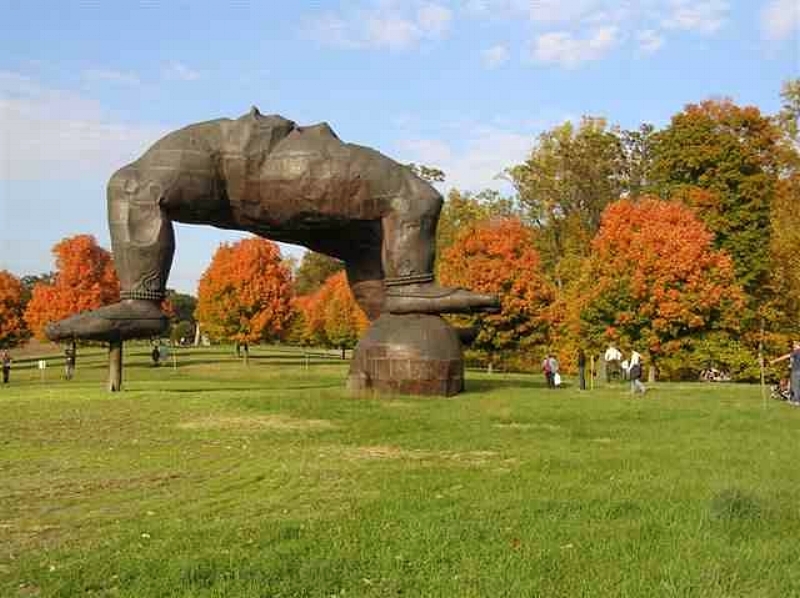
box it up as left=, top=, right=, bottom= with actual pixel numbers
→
left=770, top=341, right=800, bottom=406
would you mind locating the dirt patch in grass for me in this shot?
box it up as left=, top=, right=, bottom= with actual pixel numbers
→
left=177, top=414, right=336, bottom=432
left=493, top=422, right=563, bottom=432
left=340, top=445, right=509, bottom=467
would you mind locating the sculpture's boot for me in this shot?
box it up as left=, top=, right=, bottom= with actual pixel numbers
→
left=380, top=175, right=500, bottom=315
left=45, top=160, right=177, bottom=343
left=45, top=300, right=168, bottom=342
left=384, top=281, right=500, bottom=314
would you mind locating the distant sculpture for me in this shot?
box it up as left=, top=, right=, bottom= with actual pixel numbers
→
left=46, top=108, right=500, bottom=394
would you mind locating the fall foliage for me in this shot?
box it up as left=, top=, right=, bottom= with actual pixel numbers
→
left=24, top=235, right=120, bottom=340
left=290, top=272, right=369, bottom=349
left=439, top=218, right=554, bottom=365
left=0, top=270, right=27, bottom=348
left=574, top=198, right=745, bottom=366
left=195, top=238, right=293, bottom=345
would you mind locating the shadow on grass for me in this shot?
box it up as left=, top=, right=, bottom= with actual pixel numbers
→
left=464, top=377, right=551, bottom=393
left=159, top=382, right=343, bottom=394
left=122, top=358, right=347, bottom=370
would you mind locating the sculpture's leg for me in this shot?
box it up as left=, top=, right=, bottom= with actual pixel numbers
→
left=345, top=252, right=385, bottom=322
left=380, top=175, right=500, bottom=315
left=46, top=166, right=174, bottom=342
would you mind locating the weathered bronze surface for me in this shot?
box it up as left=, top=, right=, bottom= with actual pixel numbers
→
left=45, top=108, right=500, bottom=395
left=348, top=315, right=464, bottom=397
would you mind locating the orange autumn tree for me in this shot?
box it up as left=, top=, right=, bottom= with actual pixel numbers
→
left=292, top=271, right=369, bottom=352
left=195, top=238, right=293, bottom=348
left=439, top=218, right=554, bottom=367
left=0, top=270, right=28, bottom=348
left=24, top=235, right=120, bottom=340
left=576, top=197, right=746, bottom=377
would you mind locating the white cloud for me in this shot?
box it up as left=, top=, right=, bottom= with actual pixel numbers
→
left=662, top=0, right=729, bottom=34
left=82, top=68, right=141, bottom=86
left=482, top=44, right=509, bottom=67
left=761, top=0, right=800, bottom=40
left=417, top=3, right=453, bottom=36
left=528, top=0, right=604, bottom=23
left=306, top=2, right=452, bottom=50
left=636, top=29, right=665, bottom=53
left=398, top=126, right=534, bottom=191
left=530, top=27, right=619, bottom=68
left=163, top=61, right=202, bottom=81
left=0, top=71, right=166, bottom=181
left=365, top=15, right=423, bottom=49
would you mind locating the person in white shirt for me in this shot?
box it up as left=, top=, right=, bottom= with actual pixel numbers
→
left=604, top=344, right=623, bottom=382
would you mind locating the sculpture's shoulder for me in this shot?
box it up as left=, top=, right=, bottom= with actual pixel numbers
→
left=220, top=106, right=298, bottom=154
left=237, top=106, right=296, bottom=129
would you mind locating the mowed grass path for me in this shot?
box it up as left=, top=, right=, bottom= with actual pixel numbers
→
left=1, top=345, right=799, bottom=597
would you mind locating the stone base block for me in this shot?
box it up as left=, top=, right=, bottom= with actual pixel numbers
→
left=347, top=314, right=464, bottom=397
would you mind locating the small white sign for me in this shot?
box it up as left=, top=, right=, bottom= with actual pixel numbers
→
left=38, top=360, right=47, bottom=370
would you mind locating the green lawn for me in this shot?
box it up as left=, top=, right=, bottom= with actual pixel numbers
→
left=1, top=345, right=798, bottom=597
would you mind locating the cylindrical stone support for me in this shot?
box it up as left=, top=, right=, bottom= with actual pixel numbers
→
left=348, top=314, right=464, bottom=397
left=108, top=340, right=123, bottom=392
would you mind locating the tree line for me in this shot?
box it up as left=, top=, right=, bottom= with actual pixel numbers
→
left=1, top=81, right=797, bottom=380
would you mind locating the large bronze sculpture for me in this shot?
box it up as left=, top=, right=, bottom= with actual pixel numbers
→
left=46, top=108, right=499, bottom=395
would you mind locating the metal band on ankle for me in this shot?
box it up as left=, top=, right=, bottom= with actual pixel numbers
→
left=121, top=289, right=165, bottom=301
left=384, top=273, right=434, bottom=287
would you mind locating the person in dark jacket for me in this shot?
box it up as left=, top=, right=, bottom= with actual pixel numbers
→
left=577, top=348, right=587, bottom=390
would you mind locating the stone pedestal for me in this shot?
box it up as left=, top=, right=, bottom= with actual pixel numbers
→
left=347, top=314, right=464, bottom=397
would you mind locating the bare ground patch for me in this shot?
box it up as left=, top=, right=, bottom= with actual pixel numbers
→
left=333, top=445, right=514, bottom=468
left=177, top=414, right=336, bottom=432
left=493, top=422, right=563, bottom=432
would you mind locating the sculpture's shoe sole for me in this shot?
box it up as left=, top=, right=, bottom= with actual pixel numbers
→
left=45, top=301, right=169, bottom=343
left=385, top=286, right=501, bottom=315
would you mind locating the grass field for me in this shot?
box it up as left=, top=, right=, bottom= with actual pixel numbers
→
left=1, top=344, right=799, bottom=597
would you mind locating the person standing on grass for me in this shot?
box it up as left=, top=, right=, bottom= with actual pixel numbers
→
left=577, top=348, right=587, bottom=390
left=1, top=350, right=11, bottom=384
left=542, top=354, right=553, bottom=388
left=64, top=346, right=76, bottom=380
left=604, top=344, right=622, bottom=382
left=548, top=354, right=561, bottom=388
left=770, top=341, right=800, bottom=406
left=629, top=349, right=646, bottom=395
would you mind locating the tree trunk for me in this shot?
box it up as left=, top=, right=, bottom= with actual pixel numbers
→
left=108, top=340, right=123, bottom=392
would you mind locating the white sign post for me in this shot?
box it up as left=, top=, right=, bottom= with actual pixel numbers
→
left=38, top=359, right=47, bottom=382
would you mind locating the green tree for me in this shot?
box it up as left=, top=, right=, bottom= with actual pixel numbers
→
left=406, top=163, right=445, bottom=183
left=166, top=290, right=197, bottom=324
left=620, top=123, right=656, bottom=198
left=294, top=251, right=344, bottom=296
left=650, top=99, right=784, bottom=298
left=507, top=117, right=625, bottom=280
left=165, top=290, right=197, bottom=342
left=777, top=78, right=800, bottom=143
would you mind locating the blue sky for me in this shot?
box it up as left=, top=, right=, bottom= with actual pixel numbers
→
left=1, top=0, right=797, bottom=294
